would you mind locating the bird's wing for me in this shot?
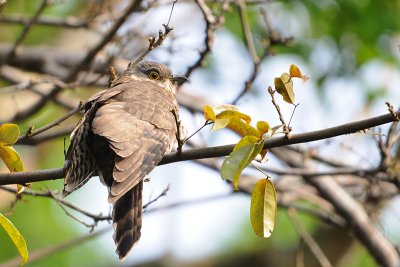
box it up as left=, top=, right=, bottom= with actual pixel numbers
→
left=91, top=81, right=177, bottom=203
left=63, top=87, right=127, bottom=196
left=63, top=105, right=98, bottom=197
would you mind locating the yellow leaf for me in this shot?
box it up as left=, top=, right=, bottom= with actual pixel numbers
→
left=289, top=64, right=302, bottom=78
left=250, top=178, right=277, bottom=238
left=226, top=117, right=260, bottom=138
left=233, top=136, right=259, bottom=151
left=256, top=121, right=269, bottom=136
left=0, top=146, right=24, bottom=172
left=211, top=118, right=230, bottom=131
left=217, top=110, right=252, bottom=124
left=204, top=105, right=261, bottom=137
left=274, top=73, right=295, bottom=104
left=0, top=212, right=28, bottom=265
left=204, top=105, right=216, bottom=122
left=0, top=123, right=20, bottom=145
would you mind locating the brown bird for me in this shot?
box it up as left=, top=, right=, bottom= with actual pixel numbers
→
left=63, top=61, right=186, bottom=259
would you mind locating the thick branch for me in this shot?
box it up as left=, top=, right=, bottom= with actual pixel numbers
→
left=310, top=176, right=399, bottom=267
left=162, top=110, right=400, bottom=163
left=0, top=111, right=399, bottom=185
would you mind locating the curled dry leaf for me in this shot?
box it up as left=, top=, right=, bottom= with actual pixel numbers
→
left=274, top=73, right=295, bottom=104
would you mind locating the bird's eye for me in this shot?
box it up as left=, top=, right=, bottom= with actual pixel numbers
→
left=148, top=71, right=160, bottom=80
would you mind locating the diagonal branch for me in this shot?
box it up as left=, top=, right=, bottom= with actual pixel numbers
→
left=185, top=0, right=224, bottom=78
left=64, top=0, right=143, bottom=82
left=17, top=103, right=81, bottom=143
left=287, top=208, right=332, bottom=267
left=5, top=0, right=49, bottom=62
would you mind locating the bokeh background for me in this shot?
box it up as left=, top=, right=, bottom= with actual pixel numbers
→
left=1, top=1, right=400, bottom=266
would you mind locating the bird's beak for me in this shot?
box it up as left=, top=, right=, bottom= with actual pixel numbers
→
left=170, top=75, right=188, bottom=85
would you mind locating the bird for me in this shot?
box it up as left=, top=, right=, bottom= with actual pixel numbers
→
left=63, top=60, right=187, bottom=259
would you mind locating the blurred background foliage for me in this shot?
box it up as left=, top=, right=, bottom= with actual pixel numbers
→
left=0, top=0, right=399, bottom=266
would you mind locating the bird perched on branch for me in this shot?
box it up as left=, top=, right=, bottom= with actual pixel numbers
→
left=63, top=61, right=186, bottom=259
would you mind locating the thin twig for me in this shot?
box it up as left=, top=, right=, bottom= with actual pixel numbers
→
left=171, top=109, right=184, bottom=154
left=7, top=84, right=65, bottom=123
left=166, top=0, right=178, bottom=27
left=131, top=24, right=174, bottom=66
left=386, top=101, right=400, bottom=122
left=143, top=184, right=170, bottom=209
left=0, top=227, right=110, bottom=267
left=17, top=127, right=73, bottom=145
left=0, top=183, right=171, bottom=230
left=261, top=7, right=293, bottom=45
left=0, top=15, right=88, bottom=28
left=65, top=0, right=143, bottom=82
left=5, top=0, right=49, bottom=62
left=184, top=121, right=212, bottom=143
left=237, top=0, right=259, bottom=63
left=268, top=86, right=290, bottom=136
left=287, top=208, right=333, bottom=267
left=18, top=103, right=81, bottom=143
left=185, top=0, right=224, bottom=78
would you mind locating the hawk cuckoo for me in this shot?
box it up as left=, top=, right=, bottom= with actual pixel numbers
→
left=63, top=61, right=186, bottom=259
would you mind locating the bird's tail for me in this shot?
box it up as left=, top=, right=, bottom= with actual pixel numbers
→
left=112, top=181, right=143, bottom=260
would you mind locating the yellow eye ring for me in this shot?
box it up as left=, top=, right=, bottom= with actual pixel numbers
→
left=148, top=71, right=160, bottom=80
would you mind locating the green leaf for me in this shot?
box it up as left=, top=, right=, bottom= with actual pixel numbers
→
left=0, top=212, right=28, bottom=265
left=274, top=73, right=295, bottom=104
left=221, top=140, right=264, bottom=190
left=250, top=178, right=277, bottom=238
left=233, top=136, right=259, bottom=151
left=0, top=145, right=24, bottom=172
left=0, top=123, right=20, bottom=145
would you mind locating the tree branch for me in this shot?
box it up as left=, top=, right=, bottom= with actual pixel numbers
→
left=64, top=0, right=143, bottom=82
left=0, top=110, right=399, bottom=185
left=0, top=15, right=88, bottom=28
left=5, top=0, right=49, bottom=62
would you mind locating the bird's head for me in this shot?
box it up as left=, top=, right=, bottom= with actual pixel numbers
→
left=126, top=61, right=187, bottom=96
